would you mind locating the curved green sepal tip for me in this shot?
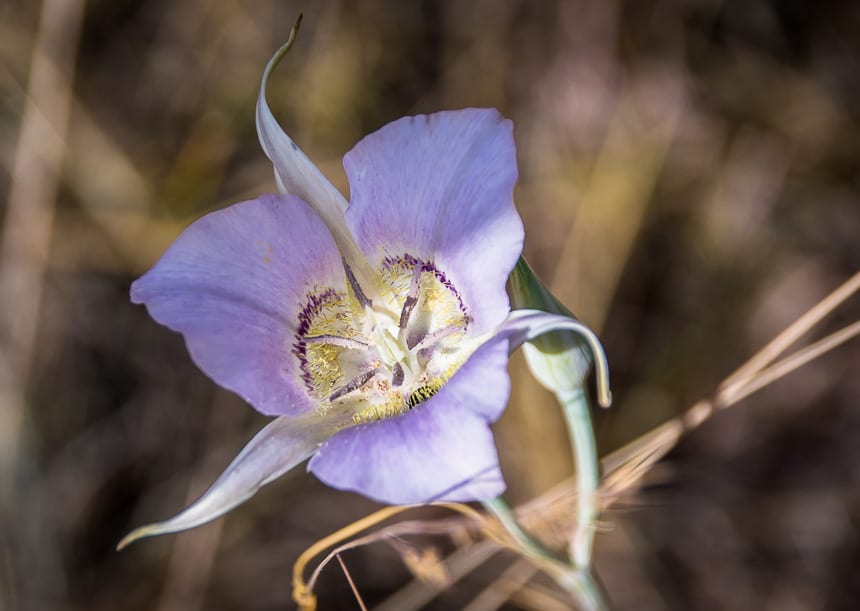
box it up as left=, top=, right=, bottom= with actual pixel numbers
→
left=507, top=258, right=598, bottom=392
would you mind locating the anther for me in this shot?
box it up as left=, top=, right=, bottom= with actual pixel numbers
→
left=391, top=362, right=404, bottom=387
left=343, top=259, right=372, bottom=308
left=409, top=321, right=463, bottom=351
left=398, top=264, right=424, bottom=332
left=329, top=369, right=378, bottom=402
left=406, top=384, right=439, bottom=408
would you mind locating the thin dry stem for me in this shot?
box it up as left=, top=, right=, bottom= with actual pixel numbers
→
left=306, top=523, right=466, bottom=593
left=719, top=269, right=860, bottom=398
left=293, top=505, right=414, bottom=609
left=337, top=554, right=368, bottom=611
left=718, top=319, right=860, bottom=408
left=294, top=503, right=492, bottom=610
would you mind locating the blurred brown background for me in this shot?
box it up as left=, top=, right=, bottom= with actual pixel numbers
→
left=1, top=0, right=859, bottom=609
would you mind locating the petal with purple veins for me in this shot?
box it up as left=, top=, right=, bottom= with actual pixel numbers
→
left=343, top=109, right=524, bottom=335
left=131, top=194, right=343, bottom=416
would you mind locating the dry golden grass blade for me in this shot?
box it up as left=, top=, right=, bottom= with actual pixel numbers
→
left=595, top=271, right=860, bottom=506
left=389, top=542, right=451, bottom=590
left=293, top=505, right=415, bottom=610
left=337, top=554, right=369, bottom=611
left=294, top=503, right=492, bottom=610
left=461, top=557, right=539, bottom=611
left=718, top=319, right=860, bottom=408
left=719, top=270, right=860, bottom=399
left=598, top=419, right=685, bottom=509
left=590, top=318, right=860, bottom=511
left=305, top=522, right=464, bottom=595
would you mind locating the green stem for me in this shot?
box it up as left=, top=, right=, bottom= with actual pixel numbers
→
left=482, top=497, right=609, bottom=610
left=481, top=496, right=554, bottom=562
left=557, top=567, right=610, bottom=611
left=558, top=387, right=600, bottom=570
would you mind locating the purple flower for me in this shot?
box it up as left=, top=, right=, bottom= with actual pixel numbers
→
left=119, top=40, right=581, bottom=548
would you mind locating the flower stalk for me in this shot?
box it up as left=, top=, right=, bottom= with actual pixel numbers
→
left=558, top=387, right=601, bottom=568
left=507, top=259, right=610, bottom=581
left=483, top=496, right=608, bottom=611
left=482, top=496, right=557, bottom=563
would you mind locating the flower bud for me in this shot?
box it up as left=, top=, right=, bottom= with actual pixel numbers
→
left=508, top=258, right=594, bottom=393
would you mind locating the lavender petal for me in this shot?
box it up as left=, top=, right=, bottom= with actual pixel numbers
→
left=131, top=194, right=343, bottom=416
left=343, top=109, right=524, bottom=335
left=308, top=338, right=511, bottom=503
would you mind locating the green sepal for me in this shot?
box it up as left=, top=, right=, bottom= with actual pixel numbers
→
left=507, top=257, right=593, bottom=391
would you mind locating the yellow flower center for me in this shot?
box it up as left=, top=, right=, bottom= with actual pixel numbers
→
left=293, top=255, right=483, bottom=424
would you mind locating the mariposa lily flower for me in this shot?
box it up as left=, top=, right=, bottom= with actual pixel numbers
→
left=119, top=33, right=609, bottom=549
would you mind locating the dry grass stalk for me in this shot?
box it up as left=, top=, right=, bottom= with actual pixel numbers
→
left=336, top=554, right=368, bottom=611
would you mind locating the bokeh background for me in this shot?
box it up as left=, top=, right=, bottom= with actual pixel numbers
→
left=1, top=0, right=859, bottom=609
